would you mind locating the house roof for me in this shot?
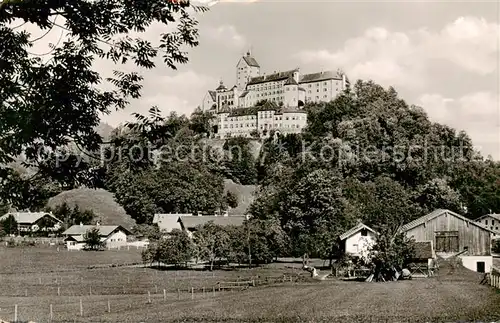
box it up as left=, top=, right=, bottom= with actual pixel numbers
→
left=208, top=90, right=216, bottom=101
left=475, top=213, right=500, bottom=222
left=412, top=241, right=433, bottom=260
left=247, top=69, right=298, bottom=86
left=64, top=235, right=85, bottom=242
left=178, top=216, right=246, bottom=230
left=339, top=222, right=377, bottom=241
left=299, top=71, right=341, bottom=84
left=242, top=53, right=260, bottom=67
left=62, top=225, right=131, bottom=236
left=0, top=212, right=62, bottom=224
left=154, top=214, right=191, bottom=233
left=401, top=209, right=497, bottom=233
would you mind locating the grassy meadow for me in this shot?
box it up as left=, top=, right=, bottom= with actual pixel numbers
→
left=0, top=246, right=499, bottom=322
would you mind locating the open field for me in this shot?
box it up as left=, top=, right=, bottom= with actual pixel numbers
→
left=1, top=247, right=500, bottom=322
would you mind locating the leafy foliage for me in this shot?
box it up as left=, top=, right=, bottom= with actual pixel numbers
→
left=142, top=229, right=195, bottom=267
left=194, top=221, right=231, bottom=270
left=250, top=80, right=500, bottom=261
left=0, top=214, right=18, bottom=236
left=45, top=202, right=95, bottom=229
left=0, top=0, right=206, bottom=206
left=83, top=227, right=105, bottom=251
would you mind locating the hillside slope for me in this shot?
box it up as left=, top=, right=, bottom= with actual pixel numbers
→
left=224, top=179, right=257, bottom=215
left=47, top=188, right=136, bottom=229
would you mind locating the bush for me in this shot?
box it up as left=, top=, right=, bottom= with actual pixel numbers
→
left=492, top=239, right=500, bottom=254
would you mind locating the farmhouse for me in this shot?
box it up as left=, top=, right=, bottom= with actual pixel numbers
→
left=475, top=213, right=500, bottom=240
left=0, top=211, right=62, bottom=234
left=401, top=209, right=495, bottom=273
left=153, top=213, right=192, bottom=233
left=62, top=223, right=132, bottom=250
left=178, top=215, right=247, bottom=238
left=339, top=222, right=377, bottom=260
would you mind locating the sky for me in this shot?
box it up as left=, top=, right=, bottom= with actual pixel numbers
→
left=18, top=0, right=500, bottom=159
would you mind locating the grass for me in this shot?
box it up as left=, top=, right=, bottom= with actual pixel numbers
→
left=1, top=247, right=500, bottom=322
left=46, top=188, right=137, bottom=230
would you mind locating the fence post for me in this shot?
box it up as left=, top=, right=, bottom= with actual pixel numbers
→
left=80, top=298, right=83, bottom=316
left=89, top=286, right=92, bottom=296
left=177, top=288, right=180, bottom=300
left=107, top=299, right=111, bottom=313
left=155, top=285, right=158, bottom=294
left=163, top=289, right=166, bottom=301
left=50, top=304, right=53, bottom=322
left=191, top=287, right=194, bottom=299
left=14, top=304, right=17, bottom=322
left=57, top=287, right=60, bottom=296
left=39, top=277, right=42, bottom=284
left=252, top=280, right=255, bottom=287
left=203, top=287, right=205, bottom=297
left=148, top=291, right=151, bottom=304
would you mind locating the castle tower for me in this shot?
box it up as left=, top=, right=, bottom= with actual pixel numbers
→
left=236, top=50, right=260, bottom=91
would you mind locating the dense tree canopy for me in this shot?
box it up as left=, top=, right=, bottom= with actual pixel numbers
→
left=0, top=0, right=206, bottom=206
left=250, top=80, right=500, bottom=259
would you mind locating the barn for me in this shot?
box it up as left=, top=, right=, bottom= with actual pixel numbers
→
left=401, top=209, right=495, bottom=273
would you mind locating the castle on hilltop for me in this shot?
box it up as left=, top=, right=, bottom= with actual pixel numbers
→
left=201, top=51, right=349, bottom=139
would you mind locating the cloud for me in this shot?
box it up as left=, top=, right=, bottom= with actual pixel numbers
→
left=295, top=16, right=499, bottom=89
left=203, top=25, right=247, bottom=50
left=102, top=70, right=217, bottom=127
left=419, top=91, right=500, bottom=159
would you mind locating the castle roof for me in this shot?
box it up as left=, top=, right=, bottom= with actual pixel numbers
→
left=239, top=90, right=250, bottom=98
left=299, top=71, right=341, bottom=84
left=247, top=69, right=298, bottom=86
left=208, top=90, right=216, bottom=101
left=242, top=52, right=260, bottom=67
left=216, top=80, right=227, bottom=91
left=284, top=77, right=298, bottom=85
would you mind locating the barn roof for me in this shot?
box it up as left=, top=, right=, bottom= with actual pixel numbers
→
left=401, top=209, right=497, bottom=233
left=0, top=212, right=62, bottom=224
left=153, top=213, right=191, bottom=232
left=62, top=225, right=131, bottom=237
left=178, top=216, right=246, bottom=230
left=339, top=222, right=377, bottom=241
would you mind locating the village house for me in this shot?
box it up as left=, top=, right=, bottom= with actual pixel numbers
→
left=62, top=223, right=131, bottom=250
left=0, top=211, right=62, bottom=234
left=475, top=213, right=500, bottom=240
left=401, top=209, right=495, bottom=273
left=339, top=222, right=377, bottom=260
left=178, top=215, right=247, bottom=238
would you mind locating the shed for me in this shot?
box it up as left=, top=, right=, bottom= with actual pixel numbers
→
left=401, top=209, right=495, bottom=273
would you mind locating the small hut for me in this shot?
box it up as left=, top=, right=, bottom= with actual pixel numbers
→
left=406, top=241, right=436, bottom=277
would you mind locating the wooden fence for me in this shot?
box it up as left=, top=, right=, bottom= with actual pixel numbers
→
left=489, top=270, right=500, bottom=289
